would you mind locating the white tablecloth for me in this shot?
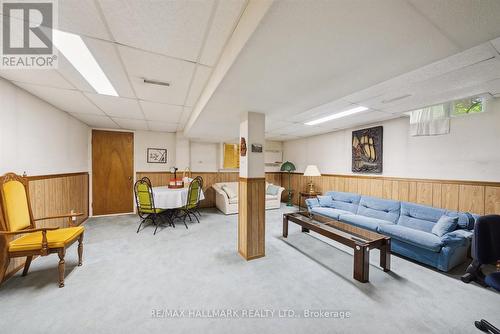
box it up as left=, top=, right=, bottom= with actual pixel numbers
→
left=152, top=186, right=205, bottom=209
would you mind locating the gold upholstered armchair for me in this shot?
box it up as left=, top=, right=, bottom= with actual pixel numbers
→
left=0, top=173, right=84, bottom=288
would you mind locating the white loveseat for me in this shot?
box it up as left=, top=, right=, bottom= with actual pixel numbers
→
left=212, top=182, right=285, bottom=215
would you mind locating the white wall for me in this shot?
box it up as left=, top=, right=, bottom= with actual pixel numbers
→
left=175, top=132, right=190, bottom=170
left=134, top=130, right=176, bottom=172
left=283, top=98, right=500, bottom=182
left=0, top=79, right=88, bottom=176
left=265, top=140, right=283, bottom=172
left=190, top=142, right=219, bottom=172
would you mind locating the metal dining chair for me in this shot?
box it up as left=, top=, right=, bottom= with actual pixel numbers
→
left=175, top=176, right=203, bottom=226
left=134, top=178, right=172, bottom=235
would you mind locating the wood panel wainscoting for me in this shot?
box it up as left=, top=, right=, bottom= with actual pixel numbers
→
left=1, top=172, right=89, bottom=282
left=135, top=171, right=282, bottom=209
left=238, top=177, right=266, bottom=260
left=285, top=173, right=500, bottom=215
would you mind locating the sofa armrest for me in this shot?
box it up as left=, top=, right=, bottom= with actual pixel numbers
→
left=276, top=187, right=285, bottom=201
left=441, top=230, right=471, bottom=247
left=305, top=198, right=320, bottom=211
left=212, top=187, right=229, bottom=202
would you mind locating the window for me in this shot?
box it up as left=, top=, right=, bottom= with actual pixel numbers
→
left=223, top=143, right=239, bottom=169
left=451, top=96, right=484, bottom=116
left=409, top=103, right=450, bottom=136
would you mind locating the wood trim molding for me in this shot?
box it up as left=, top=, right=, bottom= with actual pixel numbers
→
left=288, top=172, right=500, bottom=188
left=239, top=177, right=266, bottom=182
left=28, top=171, right=89, bottom=181
left=286, top=173, right=500, bottom=215
left=136, top=171, right=282, bottom=175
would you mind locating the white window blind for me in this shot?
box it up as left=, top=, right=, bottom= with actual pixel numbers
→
left=409, top=104, right=450, bottom=136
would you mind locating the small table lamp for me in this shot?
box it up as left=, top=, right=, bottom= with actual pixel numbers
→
left=303, top=165, right=321, bottom=194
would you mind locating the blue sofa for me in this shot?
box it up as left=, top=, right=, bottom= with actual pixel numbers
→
left=305, top=191, right=476, bottom=272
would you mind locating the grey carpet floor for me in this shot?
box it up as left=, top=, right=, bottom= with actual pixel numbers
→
left=0, top=205, right=498, bottom=334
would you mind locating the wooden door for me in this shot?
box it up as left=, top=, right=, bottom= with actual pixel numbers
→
left=92, top=130, right=134, bottom=215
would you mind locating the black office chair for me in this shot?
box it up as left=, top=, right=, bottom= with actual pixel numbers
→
left=461, top=215, right=500, bottom=289
left=475, top=320, right=500, bottom=334
left=461, top=215, right=500, bottom=334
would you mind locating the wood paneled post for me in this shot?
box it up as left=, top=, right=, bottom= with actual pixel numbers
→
left=238, top=112, right=266, bottom=260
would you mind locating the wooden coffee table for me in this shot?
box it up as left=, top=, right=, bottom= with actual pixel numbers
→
left=283, top=212, right=391, bottom=283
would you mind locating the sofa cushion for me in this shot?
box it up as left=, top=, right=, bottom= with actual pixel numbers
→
left=357, top=196, right=401, bottom=223
left=266, top=184, right=280, bottom=196
left=228, top=197, right=238, bottom=204
left=398, top=202, right=446, bottom=233
left=339, top=214, right=393, bottom=232
left=324, top=191, right=361, bottom=213
left=311, top=207, right=353, bottom=220
left=265, top=194, right=278, bottom=200
left=317, top=195, right=335, bottom=207
left=379, top=224, right=443, bottom=252
left=432, top=216, right=458, bottom=237
left=445, top=211, right=477, bottom=230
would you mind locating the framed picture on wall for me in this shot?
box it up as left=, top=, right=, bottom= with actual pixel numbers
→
left=352, top=126, right=383, bottom=173
left=147, top=148, right=167, bottom=163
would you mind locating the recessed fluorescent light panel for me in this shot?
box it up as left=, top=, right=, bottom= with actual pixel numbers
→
left=52, top=30, right=118, bottom=96
left=305, top=106, right=369, bottom=125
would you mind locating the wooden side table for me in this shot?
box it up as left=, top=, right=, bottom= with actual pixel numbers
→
left=298, top=191, right=322, bottom=211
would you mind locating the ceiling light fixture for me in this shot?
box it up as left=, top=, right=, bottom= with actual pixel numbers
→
left=52, top=30, right=118, bottom=96
left=143, top=78, right=170, bottom=87
left=305, top=106, right=369, bottom=125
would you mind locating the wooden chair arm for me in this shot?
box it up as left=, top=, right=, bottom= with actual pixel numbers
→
left=0, top=227, right=59, bottom=235
left=33, top=213, right=84, bottom=221
left=0, top=227, right=59, bottom=255
left=34, top=212, right=83, bottom=227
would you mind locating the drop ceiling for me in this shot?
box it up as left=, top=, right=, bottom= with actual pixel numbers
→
left=0, top=0, right=248, bottom=132
left=1, top=0, right=500, bottom=141
left=185, top=0, right=500, bottom=142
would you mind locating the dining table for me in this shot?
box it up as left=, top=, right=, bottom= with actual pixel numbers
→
left=152, top=186, right=205, bottom=209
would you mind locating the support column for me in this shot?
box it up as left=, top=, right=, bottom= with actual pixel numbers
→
left=238, top=112, right=266, bottom=260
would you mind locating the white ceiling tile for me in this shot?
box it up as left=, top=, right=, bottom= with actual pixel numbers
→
left=113, top=118, right=149, bottom=131
left=83, top=38, right=136, bottom=98
left=119, top=46, right=195, bottom=104
left=58, top=0, right=112, bottom=40
left=177, top=107, right=193, bottom=131
left=140, top=101, right=182, bottom=122
left=58, top=38, right=136, bottom=98
left=84, top=93, right=143, bottom=119
left=185, top=65, right=212, bottom=107
left=484, top=78, right=500, bottom=95
left=406, top=0, right=500, bottom=50
left=0, top=69, right=73, bottom=89
left=266, top=134, right=301, bottom=141
left=55, top=54, right=95, bottom=92
left=199, top=0, right=246, bottom=66
left=345, top=43, right=497, bottom=106
left=15, top=83, right=105, bottom=115
left=99, top=0, right=214, bottom=61
left=492, top=37, right=500, bottom=54
left=148, top=121, right=178, bottom=133
left=70, top=113, right=118, bottom=129
left=265, top=119, right=295, bottom=132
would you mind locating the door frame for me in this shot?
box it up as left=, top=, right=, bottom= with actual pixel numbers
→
left=90, top=129, right=135, bottom=217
